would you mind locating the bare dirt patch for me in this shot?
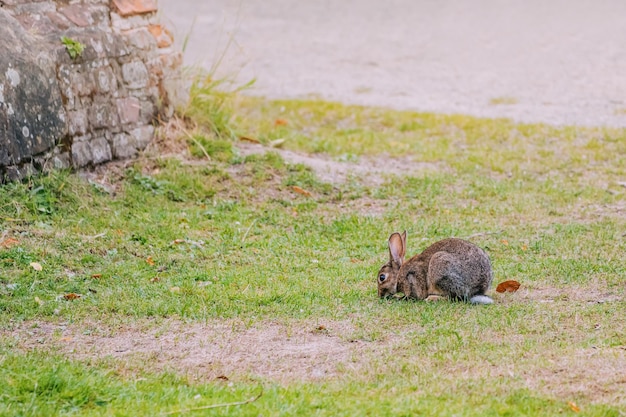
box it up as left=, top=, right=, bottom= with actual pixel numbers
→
left=572, top=200, right=626, bottom=224
left=525, top=347, right=626, bottom=405
left=3, top=286, right=623, bottom=403
left=236, top=142, right=444, bottom=186
left=6, top=320, right=383, bottom=383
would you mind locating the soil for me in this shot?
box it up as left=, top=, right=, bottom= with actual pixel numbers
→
left=236, top=142, right=443, bottom=186
left=6, top=282, right=625, bottom=404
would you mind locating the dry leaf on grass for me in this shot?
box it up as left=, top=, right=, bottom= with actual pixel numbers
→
left=496, top=280, right=521, bottom=293
left=568, top=401, right=580, bottom=412
left=30, top=262, right=43, bottom=271
left=274, top=118, right=288, bottom=126
left=0, top=237, right=19, bottom=248
left=91, top=274, right=102, bottom=279
left=292, top=186, right=312, bottom=197
left=239, top=136, right=260, bottom=144
left=169, top=286, right=181, bottom=293
left=63, top=293, right=81, bottom=300
left=146, top=256, right=155, bottom=266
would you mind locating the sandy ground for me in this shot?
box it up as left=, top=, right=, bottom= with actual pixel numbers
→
left=6, top=281, right=625, bottom=403
left=158, top=0, right=626, bottom=127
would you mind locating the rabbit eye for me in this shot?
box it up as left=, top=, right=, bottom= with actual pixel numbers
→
left=379, top=274, right=387, bottom=283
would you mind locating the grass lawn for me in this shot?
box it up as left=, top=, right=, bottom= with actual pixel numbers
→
left=1, top=80, right=625, bottom=416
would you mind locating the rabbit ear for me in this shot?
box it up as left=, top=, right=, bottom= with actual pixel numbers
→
left=400, top=230, right=407, bottom=258
left=388, top=232, right=405, bottom=266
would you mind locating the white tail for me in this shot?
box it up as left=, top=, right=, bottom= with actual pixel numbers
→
left=469, top=295, right=493, bottom=305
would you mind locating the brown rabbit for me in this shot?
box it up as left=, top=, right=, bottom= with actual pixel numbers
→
left=377, top=231, right=493, bottom=304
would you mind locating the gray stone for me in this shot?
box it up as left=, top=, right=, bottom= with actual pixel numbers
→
left=130, top=124, right=154, bottom=150
left=11, top=2, right=56, bottom=16
left=123, top=27, right=156, bottom=50
left=121, top=60, right=149, bottom=89
left=88, top=100, right=119, bottom=129
left=95, top=66, right=117, bottom=93
left=0, top=9, right=67, bottom=168
left=117, top=97, right=140, bottom=124
left=45, top=10, right=71, bottom=31
left=48, top=152, right=71, bottom=170
left=71, top=140, right=92, bottom=167
left=69, top=69, right=95, bottom=97
left=139, top=99, right=157, bottom=124
left=110, top=12, right=157, bottom=32
left=14, top=13, right=58, bottom=35
left=68, top=109, right=89, bottom=135
left=90, top=136, right=112, bottom=164
left=4, top=162, right=35, bottom=182
left=60, top=4, right=92, bottom=27
left=112, top=132, right=137, bottom=158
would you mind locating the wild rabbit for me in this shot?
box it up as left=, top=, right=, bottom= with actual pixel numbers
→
left=377, top=231, right=493, bottom=304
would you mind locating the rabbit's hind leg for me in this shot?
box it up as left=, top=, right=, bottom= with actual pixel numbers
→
left=426, top=252, right=467, bottom=301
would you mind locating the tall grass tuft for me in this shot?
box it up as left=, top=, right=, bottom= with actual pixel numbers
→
left=181, top=75, right=254, bottom=141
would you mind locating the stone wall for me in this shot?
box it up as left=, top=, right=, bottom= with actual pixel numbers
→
left=0, top=0, right=183, bottom=181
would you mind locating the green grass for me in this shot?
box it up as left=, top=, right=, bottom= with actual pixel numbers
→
left=1, top=84, right=625, bottom=415
left=3, top=350, right=619, bottom=416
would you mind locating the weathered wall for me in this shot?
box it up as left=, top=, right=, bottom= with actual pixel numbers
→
left=0, top=0, right=182, bottom=181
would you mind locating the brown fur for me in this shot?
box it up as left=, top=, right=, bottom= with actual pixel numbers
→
left=377, top=232, right=493, bottom=303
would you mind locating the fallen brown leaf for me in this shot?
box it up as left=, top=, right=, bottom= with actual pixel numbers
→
left=30, top=262, right=43, bottom=271
left=146, top=256, right=155, bottom=266
left=568, top=401, right=580, bottom=413
left=292, top=186, right=312, bottom=197
left=239, top=136, right=260, bottom=144
left=150, top=277, right=160, bottom=283
left=0, top=237, right=19, bottom=248
left=495, top=280, right=521, bottom=293
left=63, top=293, right=81, bottom=300
left=274, top=118, right=288, bottom=126
left=91, top=274, right=102, bottom=279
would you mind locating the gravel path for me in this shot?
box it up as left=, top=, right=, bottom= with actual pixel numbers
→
left=160, top=0, right=626, bottom=127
